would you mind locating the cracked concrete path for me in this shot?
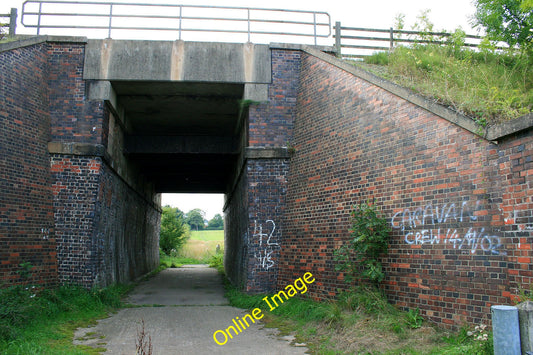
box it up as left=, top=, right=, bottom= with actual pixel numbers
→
left=74, top=266, right=308, bottom=355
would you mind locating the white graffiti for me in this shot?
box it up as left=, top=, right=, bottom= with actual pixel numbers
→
left=391, top=201, right=482, bottom=231
left=252, top=220, right=279, bottom=269
left=391, top=201, right=505, bottom=255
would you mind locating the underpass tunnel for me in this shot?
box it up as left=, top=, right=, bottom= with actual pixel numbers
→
left=115, top=81, right=245, bottom=194
left=109, top=80, right=250, bottom=280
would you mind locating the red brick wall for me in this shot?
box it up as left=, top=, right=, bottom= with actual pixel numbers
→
left=278, top=52, right=533, bottom=328
left=0, top=43, right=57, bottom=286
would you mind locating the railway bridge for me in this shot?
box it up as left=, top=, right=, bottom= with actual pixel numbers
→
left=1, top=2, right=533, bottom=329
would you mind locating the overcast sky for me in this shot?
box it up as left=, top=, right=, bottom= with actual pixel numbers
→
left=1, top=0, right=478, bottom=219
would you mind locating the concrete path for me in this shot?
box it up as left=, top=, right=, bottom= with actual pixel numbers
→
left=74, top=266, right=308, bottom=355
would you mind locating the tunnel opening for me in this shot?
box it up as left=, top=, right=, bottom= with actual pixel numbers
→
left=110, top=80, right=248, bottom=285
left=161, top=193, right=225, bottom=262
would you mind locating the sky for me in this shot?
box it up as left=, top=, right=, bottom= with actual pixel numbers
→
left=1, top=0, right=478, bottom=219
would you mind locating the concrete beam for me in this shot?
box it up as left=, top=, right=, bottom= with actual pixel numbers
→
left=125, top=135, right=238, bottom=155
left=83, top=40, right=271, bottom=83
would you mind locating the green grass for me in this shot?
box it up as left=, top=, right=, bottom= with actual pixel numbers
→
left=190, top=230, right=224, bottom=241
left=224, top=281, right=493, bottom=355
left=358, top=44, right=532, bottom=126
left=0, top=283, right=132, bottom=354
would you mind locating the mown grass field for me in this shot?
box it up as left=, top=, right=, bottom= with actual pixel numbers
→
left=178, top=230, right=224, bottom=261
left=190, top=230, right=224, bottom=241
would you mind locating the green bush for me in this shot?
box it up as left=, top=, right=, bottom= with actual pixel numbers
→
left=334, top=202, right=391, bottom=285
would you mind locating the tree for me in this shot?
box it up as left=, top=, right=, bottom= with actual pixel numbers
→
left=472, top=0, right=533, bottom=51
left=185, top=208, right=206, bottom=231
left=160, top=206, right=189, bottom=255
left=207, top=214, right=224, bottom=230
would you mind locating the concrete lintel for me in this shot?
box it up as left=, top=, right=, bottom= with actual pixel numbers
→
left=244, top=84, right=269, bottom=102
left=245, top=147, right=290, bottom=159
left=125, top=135, right=237, bottom=155
left=84, top=40, right=271, bottom=83
left=48, top=142, right=106, bottom=156
left=87, top=80, right=119, bottom=113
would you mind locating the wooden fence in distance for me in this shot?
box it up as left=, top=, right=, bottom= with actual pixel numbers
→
left=333, top=21, right=495, bottom=59
left=0, top=8, right=17, bottom=37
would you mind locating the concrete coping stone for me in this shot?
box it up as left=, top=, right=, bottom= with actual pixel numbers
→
left=0, top=35, right=88, bottom=53
left=300, top=45, right=533, bottom=142
left=245, top=147, right=290, bottom=159
left=270, top=42, right=335, bottom=54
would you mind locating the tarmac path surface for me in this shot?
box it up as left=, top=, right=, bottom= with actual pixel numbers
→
left=74, top=265, right=308, bottom=355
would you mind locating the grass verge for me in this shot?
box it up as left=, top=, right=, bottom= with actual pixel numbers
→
left=224, top=281, right=493, bottom=354
left=0, top=283, right=132, bottom=354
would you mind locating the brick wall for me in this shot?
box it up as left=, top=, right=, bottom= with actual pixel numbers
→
left=248, top=49, right=301, bottom=147
left=224, top=169, right=248, bottom=289
left=225, top=48, right=300, bottom=292
left=1, top=39, right=160, bottom=288
left=48, top=43, right=104, bottom=144
left=0, top=43, right=57, bottom=286
left=498, top=131, right=533, bottom=299
left=245, top=158, right=290, bottom=292
left=278, top=52, right=533, bottom=328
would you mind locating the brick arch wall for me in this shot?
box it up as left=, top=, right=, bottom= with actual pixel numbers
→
left=278, top=51, right=533, bottom=328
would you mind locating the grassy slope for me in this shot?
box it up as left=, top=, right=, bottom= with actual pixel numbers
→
left=357, top=45, right=532, bottom=127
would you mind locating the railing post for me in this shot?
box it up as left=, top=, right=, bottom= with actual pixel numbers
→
left=313, top=13, right=317, bottom=45
left=247, top=8, right=251, bottom=43
left=178, top=5, right=182, bottom=40
left=335, top=21, right=341, bottom=58
left=107, top=4, right=113, bottom=39
left=389, top=27, right=394, bottom=51
left=37, top=2, right=42, bottom=35
left=9, top=8, right=17, bottom=36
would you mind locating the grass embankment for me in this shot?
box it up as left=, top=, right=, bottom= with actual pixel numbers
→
left=0, top=283, right=132, bottom=354
left=225, top=282, right=493, bottom=355
left=357, top=44, right=532, bottom=127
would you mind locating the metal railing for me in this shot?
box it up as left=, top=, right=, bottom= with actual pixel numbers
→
left=21, top=0, right=331, bottom=44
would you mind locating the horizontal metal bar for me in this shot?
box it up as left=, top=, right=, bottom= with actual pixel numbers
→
left=341, top=35, right=391, bottom=41
left=23, top=0, right=330, bottom=16
left=23, top=12, right=329, bottom=29
left=340, top=26, right=483, bottom=40
left=341, top=44, right=389, bottom=51
left=24, top=23, right=331, bottom=38
left=22, top=0, right=331, bottom=40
